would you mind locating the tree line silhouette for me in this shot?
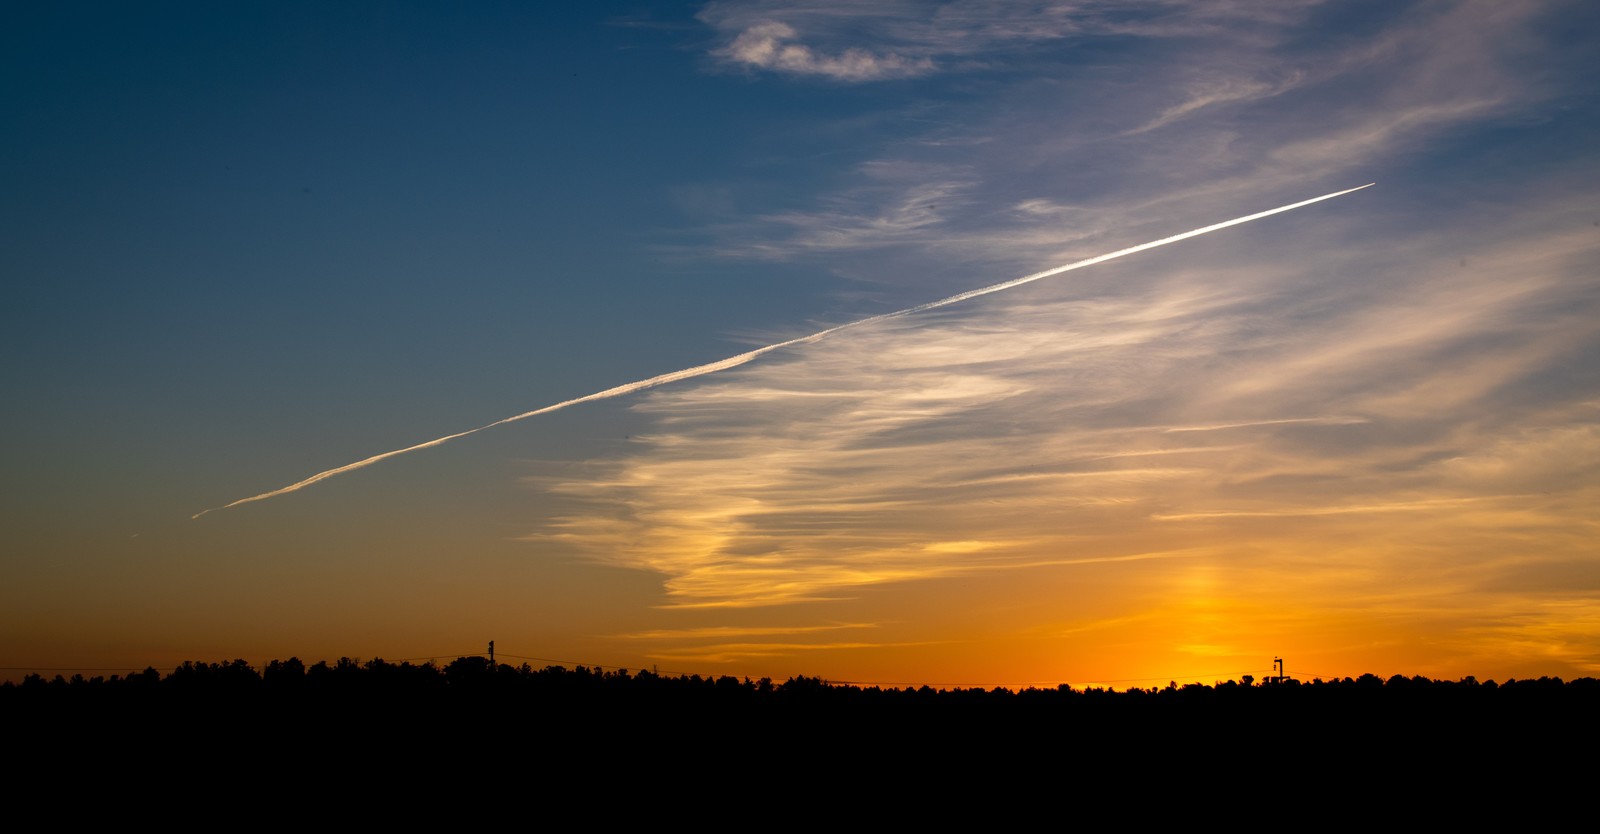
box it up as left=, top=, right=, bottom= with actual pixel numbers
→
left=10, top=656, right=1594, bottom=725
left=9, top=657, right=1595, bottom=799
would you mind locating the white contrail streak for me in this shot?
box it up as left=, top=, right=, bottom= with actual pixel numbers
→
left=194, top=183, right=1374, bottom=518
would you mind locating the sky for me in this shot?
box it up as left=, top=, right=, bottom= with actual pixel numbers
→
left=3, top=1, right=1597, bottom=687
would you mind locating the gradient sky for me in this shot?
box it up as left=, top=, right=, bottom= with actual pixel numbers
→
left=4, top=1, right=1597, bottom=687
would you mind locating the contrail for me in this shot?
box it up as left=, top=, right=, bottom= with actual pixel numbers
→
left=195, top=183, right=1374, bottom=518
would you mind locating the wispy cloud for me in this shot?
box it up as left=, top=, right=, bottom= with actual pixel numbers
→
left=706, top=164, right=976, bottom=259
left=698, top=1, right=1086, bottom=82
left=687, top=0, right=1579, bottom=292
left=644, top=640, right=937, bottom=664
left=715, top=21, right=936, bottom=81
left=699, top=1, right=1333, bottom=83
left=611, top=621, right=904, bottom=664
left=535, top=177, right=1600, bottom=675
left=1161, top=417, right=1369, bottom=434
left=1123, top=74, right=1305, bottom=137
left=617, top=622, right=878, bottom=640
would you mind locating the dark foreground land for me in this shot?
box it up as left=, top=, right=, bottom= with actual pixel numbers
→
left=9, top=658, right=1597, bottom=808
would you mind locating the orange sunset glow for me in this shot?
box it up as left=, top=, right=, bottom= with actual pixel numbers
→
left=3, top=2, right=1597, bottom=690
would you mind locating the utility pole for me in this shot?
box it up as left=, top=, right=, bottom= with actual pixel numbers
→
left=1273, top=656, right=1285, bottom=683
left=488, top=640, right=495, bottom=668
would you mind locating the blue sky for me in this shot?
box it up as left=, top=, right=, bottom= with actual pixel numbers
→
left=4, top=2, right=1598, bottom=685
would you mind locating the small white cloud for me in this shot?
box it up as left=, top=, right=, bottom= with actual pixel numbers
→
left=718, top=21, right=935, bottom=81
